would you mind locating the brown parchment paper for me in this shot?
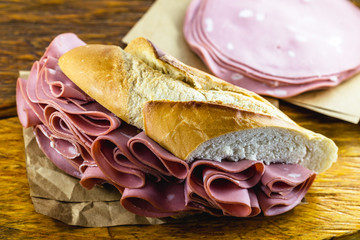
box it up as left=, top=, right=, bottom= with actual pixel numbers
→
left=286, top=73, right=360, bottom=124
left=123, top=0, right=360, bottom=124
left=24, top=127, right=167, bottom=226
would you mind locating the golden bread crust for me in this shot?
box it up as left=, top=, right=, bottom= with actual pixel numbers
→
left=58, top=37, right=338, bottom=172
left=143, top=100, right=302, bottom=160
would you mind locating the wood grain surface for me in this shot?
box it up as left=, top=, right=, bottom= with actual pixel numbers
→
left=0, top=0, right=153, bottom=119
left=1, top=1, right=360, bottom=239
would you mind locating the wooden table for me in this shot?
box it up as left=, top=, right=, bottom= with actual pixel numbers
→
left=1, top=1, right=359, bottom=239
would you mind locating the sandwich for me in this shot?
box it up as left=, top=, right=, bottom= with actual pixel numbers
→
left=16, top=33, right=337, bottom=219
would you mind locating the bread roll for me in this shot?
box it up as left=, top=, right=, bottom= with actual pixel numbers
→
left=58, top=37, right=337, bottom=173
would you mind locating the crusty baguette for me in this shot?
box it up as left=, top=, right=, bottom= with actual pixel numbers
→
left=143, top=100, right=337, bottom=172
left=124, top=37, right=291, bottom=120
left=58, top=39, right=293, bottom=129
left=58, top=37, right=337, bottom=173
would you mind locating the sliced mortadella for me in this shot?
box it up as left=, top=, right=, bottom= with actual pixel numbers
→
left=257, top=188, right=306, bottom=217
left=33, top=124, right=81, bottom=179
left=64, top=108, right=121, bottom=137
left=40, top=71, right=121, bottom=137
left=24, top=39, right=119, bottom=138
left=43, top=105, right=74, bottom=138
left=187, top=160, right=264, bottom=217
left=191, top=0, right=360, bottom=79
left=41, top=56, right=59, bottom=70
left=257, top=163, right=316, bottom=216
left=207, top=62, right=340, bottom=98
left=45, top=66, right=91, bottom=101
left=80, top=166, right=109, bottom=190
left=40, top=33, right=86, bottom=62
left=204, top=171, right=254, bottom=217
left=192, top=3, right=359, bottom=85
left=185, top=178, right=223, bottom=216
left=184, top=0, right=345, bottom=98
left=188, top=160, right=264, bottom=195
left=17, top=33, right=320, bottom=218
left=43, top=106, right=93, bottom=150
left=184, top=0, right=360, bottom=96
left=128, top=132, right=189, bottom=180
left=248, top=189, right=261, bottom=217
left=121, top=179, right=187, bottom=218
left=50, top=136, right=80, bottom=160
left=187, top=12, right=343, bottom=98
left=16, top=78, right=42, bottom=128
left=43, top=103, right=121, bottom=149
left=261, top=163, right=316, bottom=193
left=92, top=127, right=147, bottom=189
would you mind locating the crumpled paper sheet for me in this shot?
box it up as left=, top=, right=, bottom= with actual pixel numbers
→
left=23, top=127, right=166, bottom=226
left=123, top=0, right=360, bottom=124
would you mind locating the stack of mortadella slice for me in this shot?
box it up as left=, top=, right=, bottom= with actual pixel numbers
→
left=183, top=0, right=360, bottom=98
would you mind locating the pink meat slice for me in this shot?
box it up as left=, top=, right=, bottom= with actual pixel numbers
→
left=128, top=132, right=189, bottom=180
left=121, top=179, right=187, bottom=218
left=16, top=76, right=42, bottom=128
left=45, top=58, right=91, bottom=101
left=183, top=0, right=340, bottom=98
left=40, top=33, right=87, bottom=60
left=257, top=163, right=316, bottom=216
left=185, top=22, right=342, bottom=98
left=184, top=0, right=360, bottom=96
left=206, top=62, right=341, bottom=98
left=193, top=0, right=360, bottom=79
left=91, top=126, right=148, bottom=189
left=80, top=166, right=109, bottom=190
left=186, top=160, right=264, bottom=217
left=33, top=124, right=81, bottom=178
left=184, top=182, right=223, bottom=216
left=35, top=67, right=121, bottom=137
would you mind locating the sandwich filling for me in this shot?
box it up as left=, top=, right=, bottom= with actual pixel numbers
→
left=16, top=33, right=316, bottom=218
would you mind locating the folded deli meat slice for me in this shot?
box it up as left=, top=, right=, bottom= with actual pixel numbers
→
left=80, top=166, right=110, bottom=190
left=127, top=132, right=189, bottom=180
left=33, top=124, right=82, bottom=178
left=186, top=160, right=264, bottom=217
left=257, top=163, right=316, bottom=216
left=91, top=127, right=148, bottom=189
left=17, top=33, right=321, bottom=218
left=184, top=0, right=360, bottom=97
left=121, top=180, right=187, bottom=218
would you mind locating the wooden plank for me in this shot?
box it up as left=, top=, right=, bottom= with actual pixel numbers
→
left=0, top=0, right=154, bottom=118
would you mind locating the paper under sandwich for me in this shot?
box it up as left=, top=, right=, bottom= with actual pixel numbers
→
left=16, top=33, right=337, bottom=219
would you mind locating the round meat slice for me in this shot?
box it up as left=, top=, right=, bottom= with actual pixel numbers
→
left=184, top=0, right=360, bottom=95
